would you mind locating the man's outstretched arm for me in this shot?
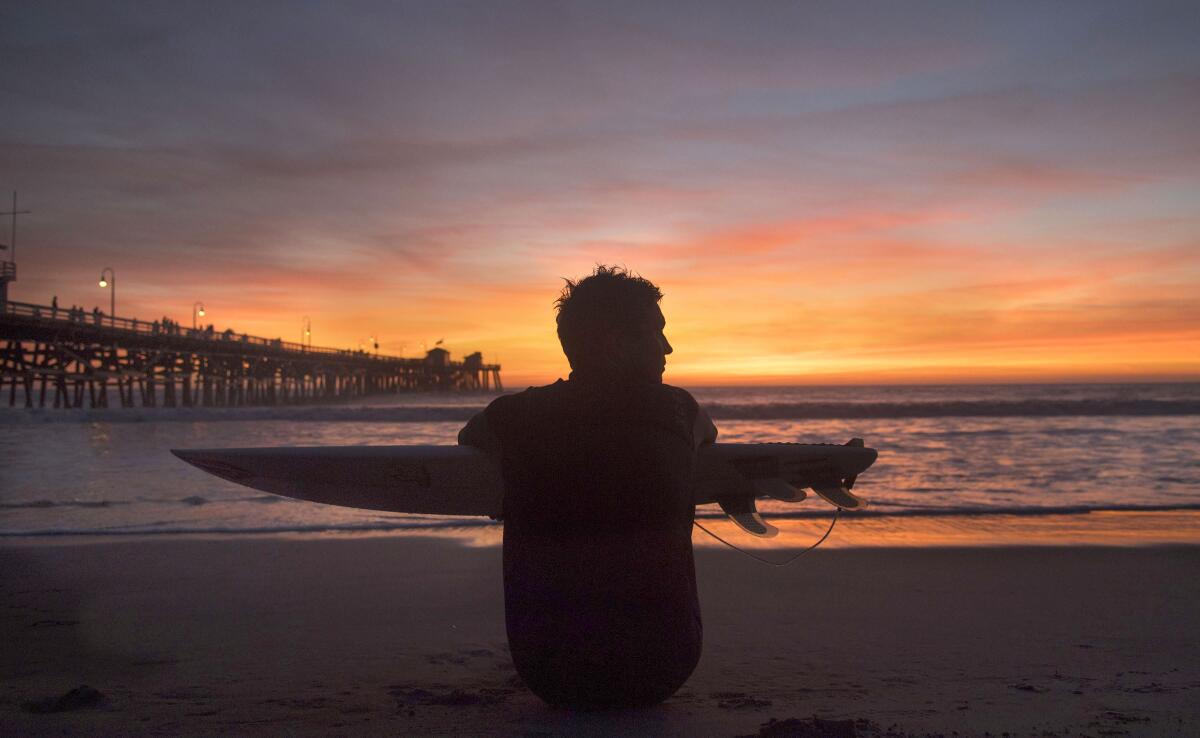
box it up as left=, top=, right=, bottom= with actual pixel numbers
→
left=694, top=406, right=718, bottom=451
left=458, top=411, right=501, bottom=455
left=458, top=412, right=503, bottom=520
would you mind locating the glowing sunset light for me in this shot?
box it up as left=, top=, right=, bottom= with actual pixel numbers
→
left=3, top=3, right=1198, bottom=385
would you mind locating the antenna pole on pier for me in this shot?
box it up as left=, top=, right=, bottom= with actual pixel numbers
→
left=0, top=191, right=31, bottom=264
left=0, top=191, right=30, bottom=305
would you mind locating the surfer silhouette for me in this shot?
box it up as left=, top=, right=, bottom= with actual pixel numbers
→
left=459, top=266, right=717, bottom=709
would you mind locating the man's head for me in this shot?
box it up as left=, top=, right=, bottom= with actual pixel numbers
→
left=555, top=265, right=673, bottom=383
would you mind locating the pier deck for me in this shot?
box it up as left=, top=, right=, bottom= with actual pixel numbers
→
left=0, top=301, right=501, bottom=409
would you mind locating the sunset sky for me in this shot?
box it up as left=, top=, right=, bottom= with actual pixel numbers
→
left=3, top=1, right=1198, bottom=385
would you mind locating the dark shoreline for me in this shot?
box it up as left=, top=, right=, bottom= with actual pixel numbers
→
left=4, top=507, right=1199, bottom=548
left=3, top=537, right=1197, bottom=736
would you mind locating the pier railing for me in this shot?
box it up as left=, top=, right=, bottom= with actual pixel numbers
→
left=1, top=300, right=392, bottom=360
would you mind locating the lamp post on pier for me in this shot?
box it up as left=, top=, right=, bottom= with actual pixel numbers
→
left=192, top=302, right=206, bottom=330
left=302, top=316, right=312, bottom=349
left=98, top=268, right=115, bottom=326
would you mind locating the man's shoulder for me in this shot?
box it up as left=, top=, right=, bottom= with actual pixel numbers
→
left=658, top=384, right=700, bottom=435
left=661, top=382, right=696, bottom=398
left=661, top=383, right=699, bottom=409
left=486, top=379, right=695, bottom=415
left=483, top=380, right=566, bottom=414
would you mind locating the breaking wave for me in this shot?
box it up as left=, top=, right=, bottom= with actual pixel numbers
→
left=705, top=399, right=1200, bottom=420
left=0, top=495, right=286, bottom=510
left=0, top=519, right=497, bottom=537
left=2, top=398, right=1198, bottom=424
left=0, top=499, right=127, bottom=509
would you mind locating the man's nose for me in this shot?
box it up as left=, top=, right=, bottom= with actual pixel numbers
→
left=662, top=335, right=673, bottom=355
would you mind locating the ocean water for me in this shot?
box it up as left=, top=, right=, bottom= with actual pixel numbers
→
left=1, top=383, right=1198, bottom=545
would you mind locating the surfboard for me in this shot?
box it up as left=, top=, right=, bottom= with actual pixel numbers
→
left=173, top=441, right=875, bottom=536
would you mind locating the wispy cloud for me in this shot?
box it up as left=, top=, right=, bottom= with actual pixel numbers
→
left=3, top=1, right=1199, bottom=381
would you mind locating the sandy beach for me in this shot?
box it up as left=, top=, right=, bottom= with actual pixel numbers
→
left=2, top=536, right=1196, bottom=737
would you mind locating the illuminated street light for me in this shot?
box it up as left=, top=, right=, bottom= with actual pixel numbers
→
left=192, top=302, right=206, bottom=330
left=98, top=267, right=115, bottom=326
left=302, top=316, right=312, bottom=349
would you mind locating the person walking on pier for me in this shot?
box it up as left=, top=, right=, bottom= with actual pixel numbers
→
left=459, top=265, right=715, bottom=709
left=51, top=295, right=58, bottom=319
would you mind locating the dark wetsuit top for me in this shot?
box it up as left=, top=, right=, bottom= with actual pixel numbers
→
left=461, top=377, right=704, bottom=708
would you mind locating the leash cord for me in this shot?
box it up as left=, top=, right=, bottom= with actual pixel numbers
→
left=693, top=508, right=840, bottom=567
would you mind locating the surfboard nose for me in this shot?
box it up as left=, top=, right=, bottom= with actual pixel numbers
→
left=171, top=448, right=199, bottom=466
left=171, top=449, right=255, bottom=482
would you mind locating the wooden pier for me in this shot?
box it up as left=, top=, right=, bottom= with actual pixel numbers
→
left=0, top=301, right=501, bottom=409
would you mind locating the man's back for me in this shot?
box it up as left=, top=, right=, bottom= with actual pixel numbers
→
left=463, top=377, right=704, bottom=708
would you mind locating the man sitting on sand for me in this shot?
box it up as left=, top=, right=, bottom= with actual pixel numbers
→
left=459, top=265, right=718, bottom=709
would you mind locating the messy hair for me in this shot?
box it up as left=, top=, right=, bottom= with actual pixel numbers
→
left=555, top=265, right=663, bottom=371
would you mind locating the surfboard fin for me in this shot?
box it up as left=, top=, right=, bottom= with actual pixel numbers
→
left=755, top=477, right=806, bottom=502
left=811, top=481, right=867, bottom=510
left=717, top=496, right=779, bottom=538
left=803, top=438, right=870, bottom=509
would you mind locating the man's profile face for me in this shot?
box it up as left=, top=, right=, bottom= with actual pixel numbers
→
left=615, top=305, right=673, bottom=383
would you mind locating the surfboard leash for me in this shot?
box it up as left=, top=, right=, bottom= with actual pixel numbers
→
left=693, top=507, right=841, bottom=567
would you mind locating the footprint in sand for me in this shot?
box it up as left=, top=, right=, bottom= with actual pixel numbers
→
left=710, top=691, right=773, bottom=710
left=425, top=647, right=505, bottom=666
left=388, top=685, right=514, bottom=708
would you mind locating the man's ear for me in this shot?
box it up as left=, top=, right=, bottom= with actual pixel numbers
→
left=597, top=327, right=625, bottom=356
